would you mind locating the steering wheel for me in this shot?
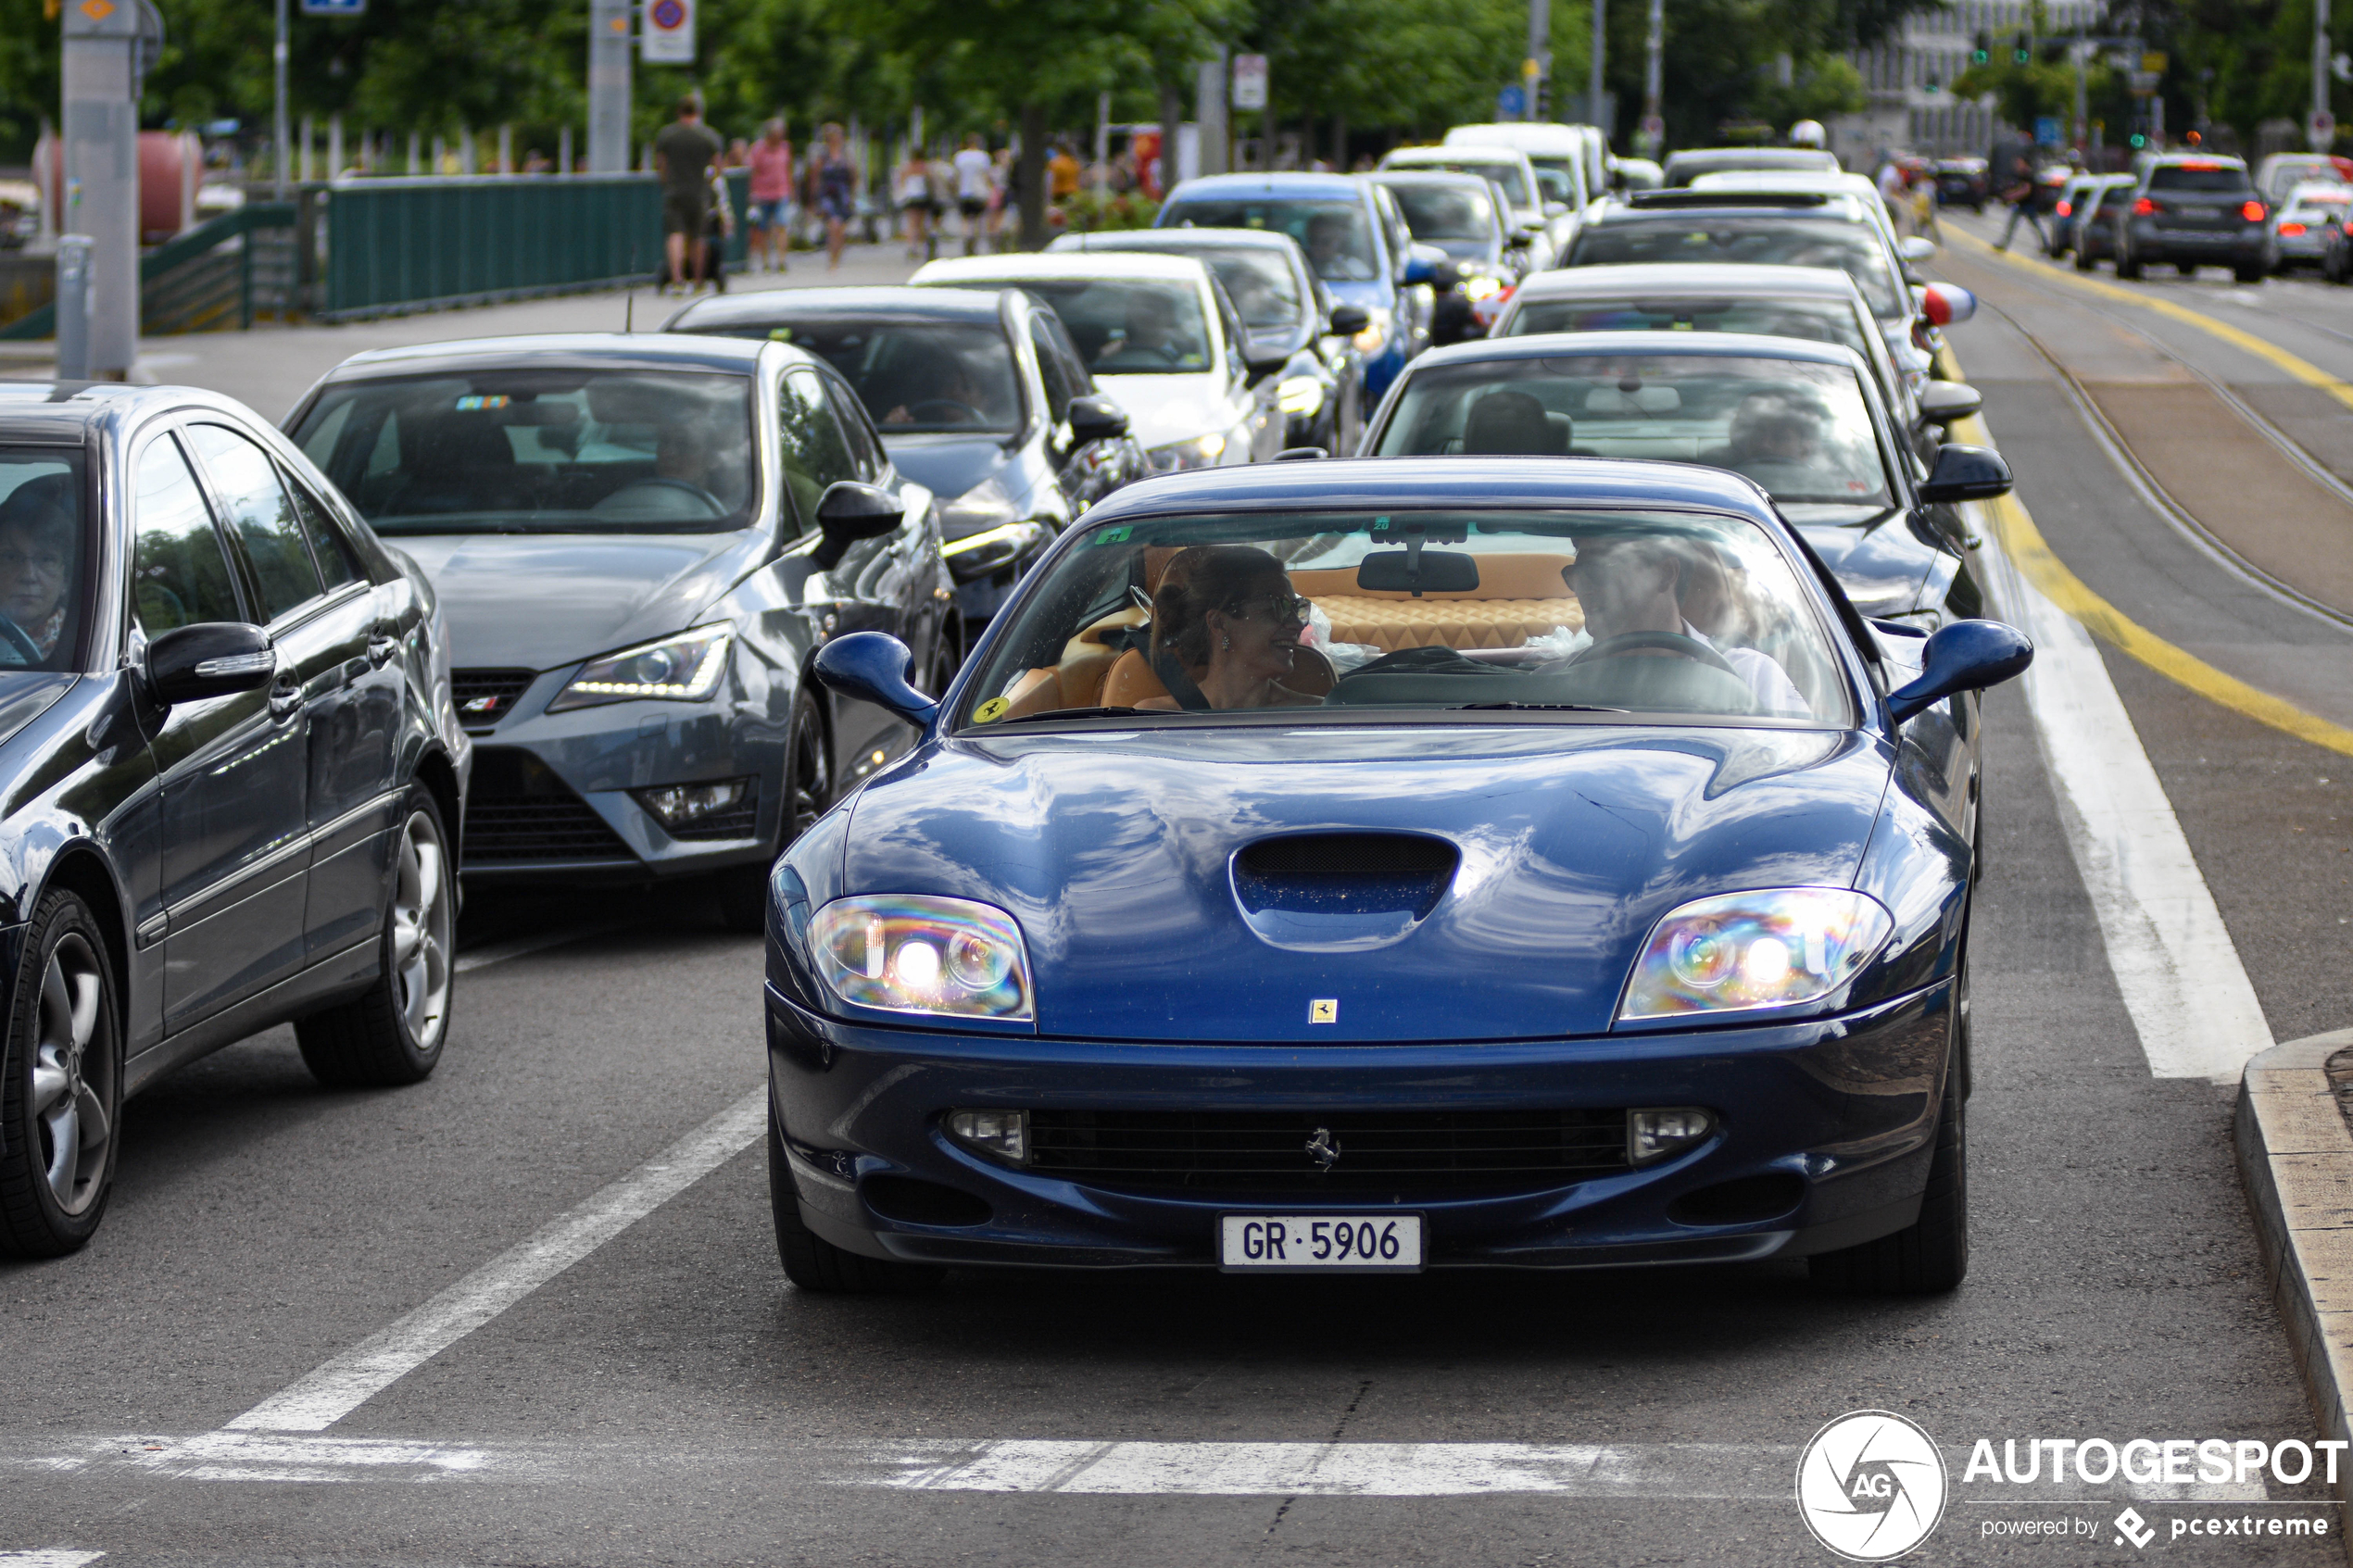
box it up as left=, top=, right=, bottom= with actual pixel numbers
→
left=593, top=477, right=724, bottom=516
left=0, top=616, right=43, bottom=667
left=902, top=399, right=986, bottom=425
left=1575, top=631, right=1740, bottom=674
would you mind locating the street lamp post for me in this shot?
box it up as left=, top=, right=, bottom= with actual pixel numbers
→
left=1592, top=0, right=1605, bottom=138
left=588, top=0, right=633, bottom=174
left=1641, top=0, right=1664, bottom=157
left=2317, top=0, right=2336, bottom=151
left=273, top=0, right=289, bottom=198
left=1526, top=0, right=1550, bottom=121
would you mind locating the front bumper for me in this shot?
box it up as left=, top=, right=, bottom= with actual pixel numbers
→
left=766, top=979, right=1954, bottom=1271
left=460, top=684, right=786, bottom=884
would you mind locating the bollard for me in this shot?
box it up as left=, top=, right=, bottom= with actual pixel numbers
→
left=55, top=234, right=93, bottom=383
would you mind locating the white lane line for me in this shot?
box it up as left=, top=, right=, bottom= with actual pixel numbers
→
left=1975, top=503, right=2276, bottom=1082
left=223, top=1089, right=766, bottom=1433
left=454, top=921, right=635, bottom=974
left=0, top=1555, right=106, bottom=1567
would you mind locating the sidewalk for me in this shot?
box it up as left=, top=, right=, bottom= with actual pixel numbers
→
left=0, top=241, right=925, bottom=422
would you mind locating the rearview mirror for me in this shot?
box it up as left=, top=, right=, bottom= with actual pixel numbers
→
left=1327, top=303, right=1370, bottom=336
left=1917, top=443, right=2012, bottom=504
left=144, top=621, right=275, bottom=707
left=1915, top=381, right=1983, bottom=428
left=1066, top=394, right=1130, bottom=444
left=1899, top=235, right=1939, bottom=262
left=1357, top=549, right=1479, bottom=594
left=1403, top=243, right=1451, bottom=286
left=811, top=631, right=940, bottom=732
left=1887, top=619, right=2033, bottom=724
left=1919, top=281, right=1976, bottom=325
left=812, top=481, right=903, bottom=569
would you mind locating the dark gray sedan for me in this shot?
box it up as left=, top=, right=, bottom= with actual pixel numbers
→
left=662, top=285, right=1146, bottom=631
left=284, top=333, right=954, bottom=929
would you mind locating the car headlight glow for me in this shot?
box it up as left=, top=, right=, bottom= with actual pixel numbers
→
left=547, top=624, right=731, bottom=712
left=1617, top=888, right=1894, bottom=1022
left=941, top=475, right=1021, bottom=534
left=1145, top=432, right=1227, bottom=473
left=1277, top=374, right=1326, bottom=417
left=1353, top=307, right=1393, bottom=357
left=1458, top=272, right=1506, bottom=303
left=810, top=895, right=1034, bottom=1022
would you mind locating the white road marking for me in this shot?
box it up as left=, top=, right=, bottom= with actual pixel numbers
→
left=454, top=921, right=635, bottom=974
left=1976, top=507, right=2276, bottom=1081
left=222, top=1089, right=767, bottom=1432
left=0, top=1555, right=106, bottom=1567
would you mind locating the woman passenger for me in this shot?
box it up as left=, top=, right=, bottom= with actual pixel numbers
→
left=1138, top=546, right=1323, bottom=710
left=0, top=481, right=76, bottom=660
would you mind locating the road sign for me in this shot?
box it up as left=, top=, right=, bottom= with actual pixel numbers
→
left=1232, top=54, right=1268, bottom=111
left=2034, top=116, right=2062, bottom=144
left=1496, top=84, right=1526, bottom=118
left=2312, top=108, right=2337, bottom=147
left=641, top=0, right=693, bottom=64
left=298, top=0, right=362, bottom=16
left=2129, top=69, right=2160, bottom=94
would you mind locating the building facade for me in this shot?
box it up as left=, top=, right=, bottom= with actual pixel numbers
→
left=1831, top=0, right=2102, bottom=164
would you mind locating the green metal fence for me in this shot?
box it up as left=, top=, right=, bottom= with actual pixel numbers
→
left=0, top=202, right=299, bottom=342
left=319, top=170, right=750, bottom=321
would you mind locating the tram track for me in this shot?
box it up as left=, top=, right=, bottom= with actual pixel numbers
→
left=1947, top=250, right=2353, bottom=633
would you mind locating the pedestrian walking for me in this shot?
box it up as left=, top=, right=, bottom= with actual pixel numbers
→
left=952, top=133, right=993, bottom=255
left=1992, top=141, right=2052, bottom=253
left=747, top=119, right=793, bottom=273
left=896, top=145, right=934, bottom=259
left=653, top=95, right=724, bottom=294
left=811, top=122, right=856, bottom=270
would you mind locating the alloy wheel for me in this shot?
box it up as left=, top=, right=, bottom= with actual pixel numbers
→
left=30, top=932, right=110, bottom=1216
left=391, top=809, right=454, bottom=1049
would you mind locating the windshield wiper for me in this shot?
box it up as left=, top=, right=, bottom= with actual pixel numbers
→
left=989, top=705, right=1154, bottom=722
left=1455, top=701, right=1629, bottom=712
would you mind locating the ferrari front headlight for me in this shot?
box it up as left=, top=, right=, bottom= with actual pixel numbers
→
left=1617, top=888, right=1894, bottom=1022
left=547, top=624, right=732, bottom=712
left=810, top=895, right=1034, bottom=1022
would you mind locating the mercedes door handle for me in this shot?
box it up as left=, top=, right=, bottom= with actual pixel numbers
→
left=267, top=680, right=303, bottom=721
left=367, top=633, right=399, bottom=668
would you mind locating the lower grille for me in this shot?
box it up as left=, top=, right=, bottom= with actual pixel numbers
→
left=452, top=668, right=537, bottom=729
left=1026, top=1109, right=1629, bottom=1193
left=464, top=747, right=635, bottom=865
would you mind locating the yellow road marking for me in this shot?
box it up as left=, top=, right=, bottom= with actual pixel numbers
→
left=1942, top=222, right=2353, bottom=413
left=1942, top=406, right=2353, bottom=757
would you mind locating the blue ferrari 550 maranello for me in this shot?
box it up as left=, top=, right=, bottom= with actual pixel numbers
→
left=763, top=456, right=2031, bottom=1297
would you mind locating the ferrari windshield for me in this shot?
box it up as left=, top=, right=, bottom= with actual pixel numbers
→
left=1567, top=215, right=1903, bottom=317
left=961, top=508, right=1847, bottom=729
left=705, top=316, right=1022, bottom=433
left=0, top=447, right=89, bottom=671
left=1371, top=354, right=1894, bottom=508
left=290, top=369, right=756, bottom=535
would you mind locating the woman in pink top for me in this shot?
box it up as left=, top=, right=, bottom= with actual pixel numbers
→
left=746, top=119, right=793, bottom=273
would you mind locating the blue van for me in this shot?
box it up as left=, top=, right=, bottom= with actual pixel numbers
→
left=1156, top=173, right=1433, bottom=403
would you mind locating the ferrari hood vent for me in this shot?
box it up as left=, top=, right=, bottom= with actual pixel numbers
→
left=1231, top=834, right=1459, bottom=952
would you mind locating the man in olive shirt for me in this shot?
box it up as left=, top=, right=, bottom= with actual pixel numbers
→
left=655, top=96, right=724, bottom=291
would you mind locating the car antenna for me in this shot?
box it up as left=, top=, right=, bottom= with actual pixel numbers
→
left=625, top=293, right=635, bottom=332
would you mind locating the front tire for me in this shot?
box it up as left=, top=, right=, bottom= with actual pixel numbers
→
left=0, top=890, right=123, bottom=1258
left=768, top=1097, right=942, bottom=1293
left=296, top=789, right=455, bottom=1087
left=1810, top=1063, right=1967, bottom=1294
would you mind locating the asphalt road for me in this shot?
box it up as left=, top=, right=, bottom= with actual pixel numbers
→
left=0, top=221, right=2347, bottom=1566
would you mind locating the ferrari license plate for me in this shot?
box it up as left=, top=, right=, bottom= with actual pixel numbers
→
left=1218, top=1213, right=1424, bottom=1273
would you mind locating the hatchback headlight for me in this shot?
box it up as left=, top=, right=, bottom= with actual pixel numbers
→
left=1353, top=307, right=1393, bottom=357
left=1617, top=888, right=1894, bottom=1022
left=810, top=895, right=1034, bottom=1022
left=1145, top=433, right=1227, bottom=473
left=1277, top=375, right=1326, bottom=417
left=547, top=624, right=731, bottom=712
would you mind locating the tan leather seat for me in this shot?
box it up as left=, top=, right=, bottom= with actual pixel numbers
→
left=1290, top=553, right=1584, bottom=652
left=1103, top=643, right=1338, bottom=708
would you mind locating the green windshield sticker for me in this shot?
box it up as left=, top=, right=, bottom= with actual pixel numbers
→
left=1098, top=525, right=1132, bottom=544
left=454, top=395, right=510, bottom=411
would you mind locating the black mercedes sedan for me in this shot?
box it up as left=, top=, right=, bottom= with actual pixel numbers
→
left=284, top=333, right=955, bottom=929
left=661, top=286, right=1147, bottom=630
left=0, top=383, right=471, bottom=1259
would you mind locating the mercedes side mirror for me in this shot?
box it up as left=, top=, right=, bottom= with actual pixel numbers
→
left=811, top=631, right=939, bottom=732
left=1899, top=235, right=1939, bottom=262
left=1917, top=443, right=2012, bottom=504
left=1066, top=394, right=1130, bottom=444
left=1327, top=303, right=1370, bottom=336
left=812, top=481, right=903, bottom=569
left=1915, top=382, right=1983, bottom=428
left=1886, top=620, right=2033, bottom=724
left=1402, top=243, right=1451, bottom=286
left=143, top=621, right=276, bottom=707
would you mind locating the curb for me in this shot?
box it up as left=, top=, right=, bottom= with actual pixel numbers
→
left=2236, top=1028, right=2353, bottom=1549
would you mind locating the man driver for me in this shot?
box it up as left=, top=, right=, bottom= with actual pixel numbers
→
left=1552, top=535, right=1809, bottom=716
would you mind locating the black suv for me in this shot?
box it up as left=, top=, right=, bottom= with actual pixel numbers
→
left=2113, top=155, right=2271, bottom=282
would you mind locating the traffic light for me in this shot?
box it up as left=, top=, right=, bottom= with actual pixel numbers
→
left=2013, top=34, right=2032, bottom=63
left=2129, top=132, right=2147, bottom=147
left=1971, top=31, right=1990, bottom=64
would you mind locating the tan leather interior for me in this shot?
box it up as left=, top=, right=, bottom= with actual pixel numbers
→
left=1290, top=553, right=1583, bottom=652
left=1101, top=643, right=1340, bottom=708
